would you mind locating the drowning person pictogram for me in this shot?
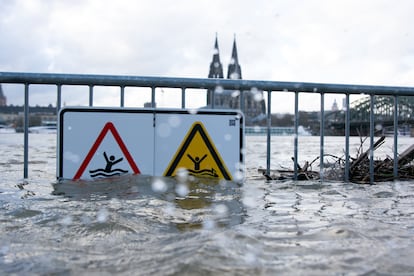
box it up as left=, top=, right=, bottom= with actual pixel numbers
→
left=89, top=151, right=128, bottom=178
left=186, top=153, right=218, bottom=178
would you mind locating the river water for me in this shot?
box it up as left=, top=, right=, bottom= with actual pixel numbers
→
left=1, top=134, right=414, bottom=275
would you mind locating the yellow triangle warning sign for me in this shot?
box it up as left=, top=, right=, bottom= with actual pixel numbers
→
left=164, top=121, right=232, bottom=180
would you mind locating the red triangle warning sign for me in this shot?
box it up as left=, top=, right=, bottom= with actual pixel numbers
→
left=73, top=122, right=140, bottom=180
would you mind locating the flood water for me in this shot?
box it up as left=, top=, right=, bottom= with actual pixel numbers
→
left=1, top=134, right=414, bottom=275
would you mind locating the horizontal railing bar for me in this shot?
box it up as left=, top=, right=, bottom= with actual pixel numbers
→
left=2, top=72, right=414, bottom=95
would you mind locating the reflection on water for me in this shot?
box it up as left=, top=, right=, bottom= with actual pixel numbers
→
left=1, top=134, right=414, bottom=274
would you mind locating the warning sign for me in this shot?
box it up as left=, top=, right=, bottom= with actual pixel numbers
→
left=73, top=122, right=140, bottom=180
left=164, top=121, right=232, bottom=180
left=58, top=107, right=243, bottom=181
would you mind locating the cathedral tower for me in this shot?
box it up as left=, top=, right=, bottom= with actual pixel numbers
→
left=206, top=35, right=266, bottom=125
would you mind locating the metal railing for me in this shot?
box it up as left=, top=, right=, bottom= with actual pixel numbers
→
left=2, top=71, right=414, bottom=183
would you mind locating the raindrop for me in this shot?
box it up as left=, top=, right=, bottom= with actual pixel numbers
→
left=67, top=126, right=72, bottom=130
left=375, top=124, right=383, bottom=131
left=59, top=215, right=73, bottom=226
left=213, top=204, right=229, bottom=217
left=64, top=151, right=80, bottom=163
left=202, top=219, right=216, bottom=230
left=157, top=122, right=171, bottom=138
left=224, top=133, right=232, bottom=141
left=253, top=125, right=261, bottom=132
left=175, top=183, right=189, bottom=197
left=97, top=208, right=108, bottom=223
left=242, top=194, right=256, bottom=208
left=81, top=214, right=91, bottom=225
left=244, top=252, right=257, bottom=265
left=176, top=167, right=189, bottom=183
left=230, top=72, right=240, bottom=79
left=313, top=88, right=318, bottom=92
left=231, top=90, right=240, bottom=98
left=253, top=92, right=263, bottom=102
left=164, top=202, right=176, bottom=216
left=152, top=178, right=168, bottom=193
left=219, top=179, right=227, bottom=187
left=233, top=170, right=244, bottom=182
left=188, top=108, right=199, bottom=115
left=215, top=86, right=224, bottom=94
left=168, top=115, right=181, bottom=128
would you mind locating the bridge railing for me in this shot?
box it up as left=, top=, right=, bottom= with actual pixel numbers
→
left=2, top=71, right=414, bottom=183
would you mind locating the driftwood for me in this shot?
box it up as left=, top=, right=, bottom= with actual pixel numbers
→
left=260, top=136, right=414, bottom=183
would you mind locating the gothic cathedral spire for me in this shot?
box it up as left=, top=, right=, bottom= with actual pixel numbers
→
left=208, top=33, right=224, bottom=79
left=227, top=35, right=242, bottom=79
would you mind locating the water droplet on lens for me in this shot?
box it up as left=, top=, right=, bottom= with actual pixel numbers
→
left=152, top=178, right=168, bottom=193
left=214, top=204, right=228, bottom=217
left=168, top=115, right=181, bottom=128
left=97, top=208, right=108, bottom=223
left=157, top=122, right=171, bottom=138
left=175, top=183, right=189, bottom=197
left=202, top=219, right=216, bottom=230
left=176, top=168, right=189, bottom=183
left=60, top=215, right=73, bottom=226
left=231, top=90, right=240, bottom=98
left=224, top=133, right=232, bottom=141
left=188, top=108, right=199, bottom=115
left=253, top=93, right=263, bottom=102
left=215, top=86, right=224, bottom=94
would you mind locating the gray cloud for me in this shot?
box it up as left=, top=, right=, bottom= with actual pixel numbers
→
left=1, top=0, right=414, bottom=112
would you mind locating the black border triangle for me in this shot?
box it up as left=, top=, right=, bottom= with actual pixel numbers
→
left=164, top=122, right=231, bottom=180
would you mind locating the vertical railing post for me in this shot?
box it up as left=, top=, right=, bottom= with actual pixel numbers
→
left=151, top=87, right=156, bottom=107
left=393, top=95, right=399, bottom=179
left=181, top=87, right=186, bottom=108
left=344, top=94, right=350, bottom=182
left=320, top=93, right=325, bottom=181
left=211, top=88, right=215, bottom=109
left=89, top=85, right=94, bottom=107
left=240, top=89, right=245, bottom=115
left=294, top=91, right=299, bottom=180
left=120, top=86, right=125, bottom=107
left=266, top=90, right=272, bottom=176
left=24, top=83, right=29, bottom=179
left=57, top=84, right=62, bottom=111
left=369, top=95, right=375, bottom=184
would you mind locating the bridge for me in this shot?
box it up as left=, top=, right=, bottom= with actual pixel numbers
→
left=326, top=96, right=414, bottom=136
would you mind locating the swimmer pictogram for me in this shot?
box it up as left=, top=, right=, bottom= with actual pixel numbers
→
left=73, top=122, right=140, bottom=180
left=89, top=152, right=128, bottom=178
left=164, top=121, right=231, bottom=180
left=186, top=154, right=218, bottom=177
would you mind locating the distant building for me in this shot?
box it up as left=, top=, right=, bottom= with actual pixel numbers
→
left=0, top=84, right=6, bottom=106
left=206, top=35, right=266, bottom=125
left=331, top=99, right=338, bottom=111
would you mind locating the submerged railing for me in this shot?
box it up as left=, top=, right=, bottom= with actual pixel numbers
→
left=2, top=71, right=414, bottom=183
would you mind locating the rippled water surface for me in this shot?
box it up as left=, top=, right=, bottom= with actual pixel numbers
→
left=1, top=134, right=414, bottom=275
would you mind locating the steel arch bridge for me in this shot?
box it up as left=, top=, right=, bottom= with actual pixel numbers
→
left=326, top=96, right=414, bottom=135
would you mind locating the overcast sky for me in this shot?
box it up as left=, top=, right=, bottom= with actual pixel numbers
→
left=2, top=0, right=414, bottom=113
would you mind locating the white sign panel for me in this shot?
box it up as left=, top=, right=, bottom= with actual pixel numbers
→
left=58, top=107, right=244, bottom=181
